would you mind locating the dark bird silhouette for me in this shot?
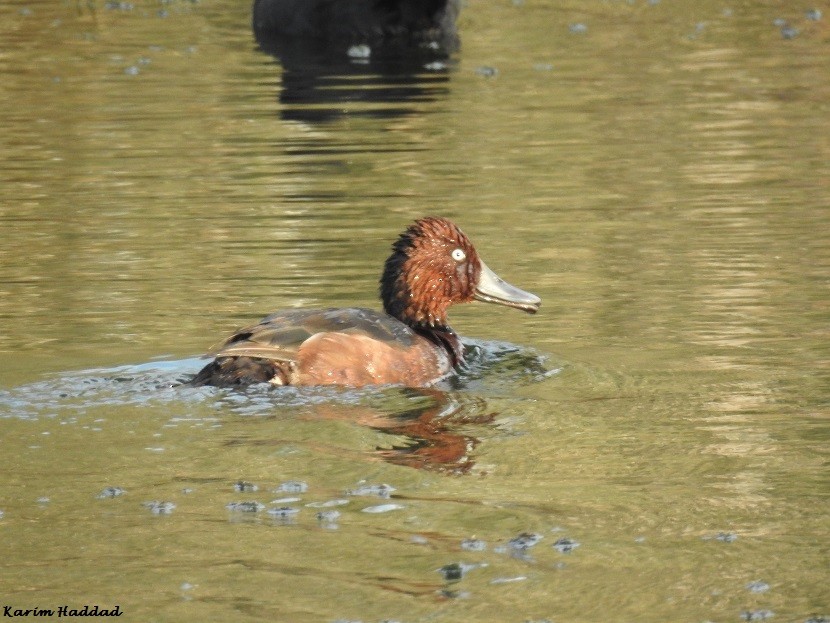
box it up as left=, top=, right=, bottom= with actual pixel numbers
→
left=252, top=0, right=461, bottom=55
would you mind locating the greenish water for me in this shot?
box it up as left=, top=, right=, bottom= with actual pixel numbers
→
left=1, top=1, right=828, bottom=622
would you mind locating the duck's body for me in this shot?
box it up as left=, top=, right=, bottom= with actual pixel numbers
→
left=252, top=0, right=461, bottom=52
left=192, top=217, right=539, bottom=388
left=191, top=307, right=455, bottom=387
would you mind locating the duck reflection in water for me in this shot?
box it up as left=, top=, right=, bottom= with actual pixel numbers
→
left=251, top=0, right=462, bottom=122
left=369, top=388, right=494, bottom=473
left=223, top=387, right=495, bottom=473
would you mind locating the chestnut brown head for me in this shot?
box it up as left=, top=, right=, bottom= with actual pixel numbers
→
left=380, top=217, right=540, bottom=329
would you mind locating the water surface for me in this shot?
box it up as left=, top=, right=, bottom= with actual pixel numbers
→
left=1, top=1, right=828, bottom=621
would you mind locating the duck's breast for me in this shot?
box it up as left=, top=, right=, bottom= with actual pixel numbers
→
left=296, top=328, right=451, bottom=387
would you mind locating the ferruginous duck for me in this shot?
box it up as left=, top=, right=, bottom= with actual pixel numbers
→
left=191, top=217, right=540, bottom=388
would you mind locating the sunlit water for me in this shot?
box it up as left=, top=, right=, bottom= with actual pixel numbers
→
left=1, top=0, right=828, bottom=622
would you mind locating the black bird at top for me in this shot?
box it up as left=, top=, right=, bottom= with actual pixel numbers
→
left=252, top=0, right=461, bottom=55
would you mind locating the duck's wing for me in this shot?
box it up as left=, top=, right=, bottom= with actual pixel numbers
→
left=207, top=308, right=416, bottom=362
left=207, top=322, right=312, bottom=362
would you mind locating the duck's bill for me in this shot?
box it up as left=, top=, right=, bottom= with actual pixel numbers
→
left=474, top=261, right=541, bottom=314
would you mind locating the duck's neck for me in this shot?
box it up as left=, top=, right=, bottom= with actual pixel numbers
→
left=412, top=322, right=464, bottom=368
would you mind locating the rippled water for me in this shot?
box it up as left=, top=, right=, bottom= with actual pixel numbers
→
left=1, top=1, right=828, bottom=621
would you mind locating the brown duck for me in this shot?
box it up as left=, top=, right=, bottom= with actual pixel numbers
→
left=192, top=217, right=540, bottom=388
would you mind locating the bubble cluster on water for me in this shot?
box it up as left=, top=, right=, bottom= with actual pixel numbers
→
left=233, top=481, right=258, bottom=493
left=361, top=503, right=404, bottom=514
left=508, top=532, right=543, bottom=550
left=275, top=480, right=308, bottom=494
left=702, top=531, right=738, bottom=543
left=552, top=537, right=581, bottom=554
left=746, top=580, right=770, bottom=594
left=31, top=466, right=812, bottom=623
left=226, top=501, right=265, bottom=513
left=437, top=562, right=487, bottom=582
left=97, top=486, right=126, bottom=499
left=315, top=510, right=341, bottom=522
left=346, top=483, right=396, bottom=498
left=460, top=538, right=487, bottom=552
left=267, top=506, right=300, bottom=519
left=143, top=501, right=176, bottom=515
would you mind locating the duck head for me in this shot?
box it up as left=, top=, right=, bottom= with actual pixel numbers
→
left=380, top=216, right=541, bottom=329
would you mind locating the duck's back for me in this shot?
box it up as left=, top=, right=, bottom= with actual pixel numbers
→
left=191, top=308, right=453, bottom=388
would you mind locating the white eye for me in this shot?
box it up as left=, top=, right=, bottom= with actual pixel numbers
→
left=451, top=248, right=466, bottom=262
